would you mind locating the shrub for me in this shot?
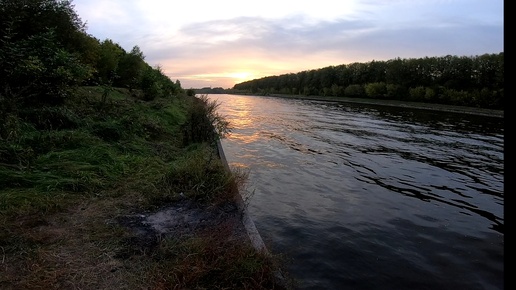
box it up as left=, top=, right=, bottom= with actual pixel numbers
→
left=365, top=82, right=387, bottom=99
left=0, top=30, right=90, bottom=108
left=344, top=84, right=365, bottom=98
left=181, top=95, right=230, bottom=145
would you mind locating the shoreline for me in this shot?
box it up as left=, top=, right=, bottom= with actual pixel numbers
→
left=256, top=94, right=504, bottom=118
left=215, top=139, right=267, bottom=253
left=216, top=138, right=289, bottom=287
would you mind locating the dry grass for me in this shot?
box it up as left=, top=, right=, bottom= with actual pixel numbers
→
left=1, top=181, right=290, bottom=289
left=2, top=197, right=125, bottom=289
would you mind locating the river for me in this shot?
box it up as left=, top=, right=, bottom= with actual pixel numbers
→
left=208, top=94, right=504, bottom=290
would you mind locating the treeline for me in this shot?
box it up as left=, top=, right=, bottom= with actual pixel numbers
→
left=0, top=0, right=182, bottom=116
left=194, top=87, right=226, bottom=94
left=232, top=53, right=504, bottom=110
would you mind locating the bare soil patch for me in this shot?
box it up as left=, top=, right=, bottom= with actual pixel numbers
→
left=115, top=198, right=250, bottom=258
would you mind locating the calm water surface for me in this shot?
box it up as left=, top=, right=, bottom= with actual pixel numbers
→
left=208, top=94, right=504, bottom=290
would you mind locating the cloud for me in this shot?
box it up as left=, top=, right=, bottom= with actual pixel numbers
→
left=73, top=0, right=504, bottom=88
left=143, top=13, right=502, bottom=87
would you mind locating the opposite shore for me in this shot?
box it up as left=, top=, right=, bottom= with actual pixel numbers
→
left=242, top=93, right=504, bottom=118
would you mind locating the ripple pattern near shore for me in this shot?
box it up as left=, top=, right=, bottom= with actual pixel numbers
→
left=210, top=94, right=504, bottom=290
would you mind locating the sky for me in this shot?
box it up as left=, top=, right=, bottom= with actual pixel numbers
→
left=73, top=0, right=504, bottom=89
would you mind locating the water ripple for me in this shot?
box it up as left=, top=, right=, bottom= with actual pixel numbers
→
left=211, top=94, right=504, bottom=290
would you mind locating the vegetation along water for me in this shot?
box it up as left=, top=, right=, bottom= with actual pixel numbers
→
left=0, top=1, right=287, bottom=289
left=1, top=0, right=503, bottom=289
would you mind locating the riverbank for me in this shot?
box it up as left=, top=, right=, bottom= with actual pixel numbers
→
left=265, top=94, right=504, bottom=118
left=0, top=87, right=290, bottom=289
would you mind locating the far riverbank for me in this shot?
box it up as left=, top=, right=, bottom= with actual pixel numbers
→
left=253, top=94, right=504, bottom=118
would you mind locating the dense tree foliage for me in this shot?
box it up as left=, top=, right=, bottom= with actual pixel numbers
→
left=194, top=87, right=226, bottom=94
left=232, top=54, right=504, bottom=110
left=0, top=0, right=182, bottom=120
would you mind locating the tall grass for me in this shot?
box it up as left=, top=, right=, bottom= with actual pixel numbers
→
left=0, top=87, right=291, bottom=289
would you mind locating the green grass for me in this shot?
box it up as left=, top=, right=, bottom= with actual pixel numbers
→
left=0, top=87, right=290, bottom=289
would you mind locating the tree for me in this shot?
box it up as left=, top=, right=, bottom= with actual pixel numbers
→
left=231, top=53, right=503, bottom=110
left=0, top=0, right=86, bottom=51
left=0, top=0, right=93, bottom=106
left=116, top=46, right=146, bottom=89
left=95, top=39, right=125, bottom=84
left=0, top=30, right=89, bottom=107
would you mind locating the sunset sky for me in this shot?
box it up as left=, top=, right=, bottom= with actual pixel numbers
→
left=73, top=0, right=504, bottom=89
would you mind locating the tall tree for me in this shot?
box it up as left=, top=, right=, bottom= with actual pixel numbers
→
left=95, top=39, right=125, bottom=84
left=0, top=0, right=90, bottom=107
left=0, top=0, right=86, bottom=50
left=116, top=45, right=146, bottom=89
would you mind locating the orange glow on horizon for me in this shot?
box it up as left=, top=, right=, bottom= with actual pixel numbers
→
left=228, top=71, right=254, bottom=82
left=177, top=71, right=261, bottom=88
left=161, top=52, right=354, bottom=89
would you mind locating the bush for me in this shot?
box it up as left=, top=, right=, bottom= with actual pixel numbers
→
left=0, top=30, right=90, bottom=108
left=386, top=84, right=407, bottom=100
left=408, top=86, right=426, bottom=101
left=364, top=82, right=387, bottom=99
left=344, top=84, right=365, bottom=98
left=181, top=95, right=230, bottom=145
left=186, top=89, right=196, bottom=96
left=445, top=89, right=472, bottom=106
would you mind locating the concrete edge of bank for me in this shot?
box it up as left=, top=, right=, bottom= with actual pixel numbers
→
left=215, top=138, right=268, bottom=252
left=216, top=138, right=288, bottom=287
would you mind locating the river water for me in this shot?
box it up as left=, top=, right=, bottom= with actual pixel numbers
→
left=208, top=94, right=504, bottom=290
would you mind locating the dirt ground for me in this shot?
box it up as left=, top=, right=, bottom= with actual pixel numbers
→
left=117, top=197, right=251, bottom=252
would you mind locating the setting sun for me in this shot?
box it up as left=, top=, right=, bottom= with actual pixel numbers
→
left=229, top=72, right=253, bottom=81
left=170, top=71, right=261, bottom=89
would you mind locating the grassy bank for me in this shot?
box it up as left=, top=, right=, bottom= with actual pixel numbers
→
left=0, top=87, right=290, bottom=289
